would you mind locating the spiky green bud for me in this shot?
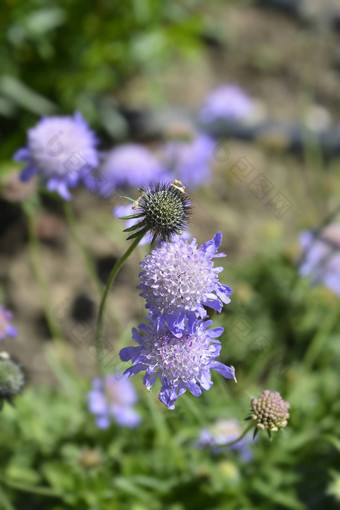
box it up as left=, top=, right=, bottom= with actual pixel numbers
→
left=0, top=352, right=24, bottom=405
left=123, top=181, right=191, bottom=243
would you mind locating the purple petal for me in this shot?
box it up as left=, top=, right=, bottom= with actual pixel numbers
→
left=20, top=165, right=38, bottom=181
left=120, top=346, right=140, bottom=362
left=186, top=381, right=202, bottom=397
left=211, top=362, right=236, bottom=380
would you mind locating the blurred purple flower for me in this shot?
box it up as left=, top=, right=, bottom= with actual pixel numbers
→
left=197, top=419, right=253, bottom=461
left=88, top=374, right=141, bottom=429
left=0, top=306, right=17, bottom=342
left=120, top=318, right=236, bottom=410
left=163, top=133, right=216, bottom=189
left=14, top=113, right=98, bottom=200
left=299, top=224, right=340, bottom=296
left=138, top=232, right=232, bottom=337
left=113, top=204, right=191, bottom=246
left=200, top=85, right=254, bottom=124
left=87, top=144, right=167, bottom=197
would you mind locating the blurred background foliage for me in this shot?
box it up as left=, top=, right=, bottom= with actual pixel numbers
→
left=0, top=0, right=340, bottom=509
left=0, top=0, right=212, bottom=158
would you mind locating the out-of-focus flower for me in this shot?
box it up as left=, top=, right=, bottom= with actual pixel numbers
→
left=197, top=419, right=253, bottom=461
left=120, top=318, right=236, bottom=410
left=299, top=224, right=340, bottom=296
left=0, top=352, right=24, bottom=405
left=0, top=170, right=37, bottom=203
left=199, top=85, right=254, bottom=124
left=0, top=306, right=17, bottom=342
left=162, top=133, right=216, bottom=189
left=116, top=181, right=191, bottom=244
left=14, top=113, right=98, bottom=200
left=249, top=390, right=290, bottom=436
left=138, top=232, right=232, bottom=337
left=88, top=374, right=141, bottom=429
left=87, top=144, right=166, bottom=197
left=113, top=203, right=191, bottom=246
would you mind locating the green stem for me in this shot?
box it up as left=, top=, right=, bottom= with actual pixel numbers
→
left=63, top=202, right=103, bottom=295
left=0, top=475, right=60, bottom=498
left=95, top=234, right=144, bottom=373
left=24, top=205, right=63, bottom=340
left=221, top=422, right=256, bottom=449
left=303, top=300, right=340, bottom=370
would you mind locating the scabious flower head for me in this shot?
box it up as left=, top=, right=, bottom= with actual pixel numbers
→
left=250, top=390, right=290, bottom=435
left=0, top=306, right=17, bottom=341
left=197, top=419, right=253, bottom=460
left=163, top=133, right=216, bottom=189
left=14, top=113, right=98, bottom=200
left=114, top=203, right=191, bottom=246
left=123, top=181, right=191, bottom=244
left=0, top=352, right=24, bottom=404
left=199, top=85, right=254, bottom=124
left=120, top=319, right=235, bottom=410
left=299, top=224, right=340, bottom=296
left=87, top=143, right=166, bottom=197
left=138, top=232, right=232, bottom=337
left=88, top=374, right=141, bottom=429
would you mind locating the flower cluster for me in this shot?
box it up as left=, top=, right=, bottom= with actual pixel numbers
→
left=13, top=85, right=254, bottom=199
left=199, top=85, right=254, bottom=124
left=120, top=213, right=234, bottom=408
left=121, top=319, right=235, bottom=409
left=86, top=144, right=166, bottom=198
left=88, top=374, right=141, bottom=429
left=249, top=390, right=290, bottom=436
left=162, top=132, right=216, bottom=189
left=138, top=231, right=232, bottom=336
left=299, top=224, right=340, bottom=296
left=15, top=113, right=98, bottom=200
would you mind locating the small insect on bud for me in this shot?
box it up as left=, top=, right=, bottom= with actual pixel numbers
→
left=248, top=390, right=290, bottom=439
left=121, top=182, right=191, bottom=244
left=0, top=353, right=25, bottom=407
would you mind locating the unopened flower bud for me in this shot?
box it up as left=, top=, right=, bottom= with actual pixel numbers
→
left=0, top=354, right=24, bottom=405
left=249, top=390, right=290, bottom=438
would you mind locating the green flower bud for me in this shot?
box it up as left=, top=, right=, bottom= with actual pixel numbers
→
left=0, top=352, right=25, bottom=405
left=123, top=181, right=191, bottom=243
left=249, top=390, right=290, bottom=438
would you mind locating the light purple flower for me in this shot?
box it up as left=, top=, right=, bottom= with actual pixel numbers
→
left=299, top=224, right=340, bottom=296
left=87, top=144, right=167, bottom=197
left=163, top=133, right=216, bottom=189
left=138, top=232, right=232, bottom=337
left=197, top=419, right=253, bottom=461
left=88, top=374, right=141, bottom=429
left=0, top=306, right=17, bottom=342
left=120, top=318, right=236, bottom=410
left=14, top=113, right=98, bottom=200
left=200, top=85, right=254, bottom=124
left=113, top=203, right=191, bottom=246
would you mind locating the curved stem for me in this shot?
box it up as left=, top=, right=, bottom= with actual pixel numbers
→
left=221, top=422, right=256, bottom=448
left=63, top=202, right=103, bottom=295
left=0, top=474, right=60, bottom=498
left=95, top=234, right=144, bottom=373
left=23, top=204, right=63, bottom=341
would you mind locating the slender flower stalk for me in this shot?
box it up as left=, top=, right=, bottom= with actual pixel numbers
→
left=95, top=233, right=144, bottom=373
left=218, top=422, right=256, bottom=449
